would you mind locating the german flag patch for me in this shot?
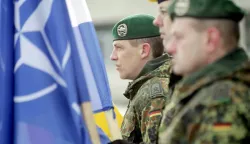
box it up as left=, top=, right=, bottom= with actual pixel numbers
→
left=212, top=123, right=232, bottom=132
left=149, top=110, right=162, bottom=118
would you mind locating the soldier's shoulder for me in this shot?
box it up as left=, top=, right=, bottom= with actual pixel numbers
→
left=198, top=79, right=250, bottom=106
left=132, top=77, right=169, bottom=111
left=138, top=76, right=170, bottom=99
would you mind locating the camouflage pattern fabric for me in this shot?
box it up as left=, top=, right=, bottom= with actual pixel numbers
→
left=121, top=54, right=172, bottom=144
left=158, top=48, right=250, bottom=144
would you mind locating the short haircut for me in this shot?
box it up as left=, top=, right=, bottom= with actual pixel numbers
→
left=190, top=19, right=240, bottom=48
left=129, top=36, right=164, bottom=58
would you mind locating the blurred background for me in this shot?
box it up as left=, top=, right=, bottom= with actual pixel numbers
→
left=85, top=0, right=250, bottom=115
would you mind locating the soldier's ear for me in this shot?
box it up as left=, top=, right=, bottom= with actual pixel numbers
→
left=206, top=27, right=221, bottom=53
left=140, top=43, right=151, bottom=59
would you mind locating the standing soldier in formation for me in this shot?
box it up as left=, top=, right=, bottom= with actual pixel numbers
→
left=159, top=0, right=250, bottom=143
left=110, top=14, right=172, bottom=143
left=152, top=0, right=183, bottom=96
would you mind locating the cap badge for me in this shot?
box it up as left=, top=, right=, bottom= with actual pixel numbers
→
left=174, top=0, right=190, bottom=16
left=117, top=23, right=128, bottom=37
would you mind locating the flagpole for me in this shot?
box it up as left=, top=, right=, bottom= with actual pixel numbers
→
left=81, top=102, right=101, bottom=144
left=104, top=110, right=122, bottom=141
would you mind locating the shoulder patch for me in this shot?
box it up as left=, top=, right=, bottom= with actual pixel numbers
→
left=212, top=83, right=231, bottom=103
left=150, top=82, right=164, bottom=98
left=199, top=81, right=233, bottom=106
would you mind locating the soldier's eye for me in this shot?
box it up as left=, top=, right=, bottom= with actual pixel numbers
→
left=116, top=47, right=123, bottom=51
left=159, top=8, right=168, bottom=16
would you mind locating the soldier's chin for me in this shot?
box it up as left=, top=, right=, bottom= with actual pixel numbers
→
left=119, top=73, right=127, bottom=80
left=173, top=66, right=183, bottom=76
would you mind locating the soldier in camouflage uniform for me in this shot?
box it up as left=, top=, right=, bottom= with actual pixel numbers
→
left=110, top=14, right=172, bottom=143
left=158, top=0, right=250, bottom=143
left=151, top=0, right=183, bottom=94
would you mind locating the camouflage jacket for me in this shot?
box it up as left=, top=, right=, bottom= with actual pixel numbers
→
left=121, top=54, right=172, bottom=144
left=158, top=48, right=250, bottom=144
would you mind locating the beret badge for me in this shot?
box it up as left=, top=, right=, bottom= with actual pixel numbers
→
left=174, top=0, right=190, bottom=16
left=117, top=23, right=128, bottom=37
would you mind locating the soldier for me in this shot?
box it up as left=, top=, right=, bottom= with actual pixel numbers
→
left=151, top=0, right=183, bottom=90
left=151, top=0, right=173, bottom=48
left=110, top=14, right=172, bottom=143
left=158, top=0, right=250, bottom=143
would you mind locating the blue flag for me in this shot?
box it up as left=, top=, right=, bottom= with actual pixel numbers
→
left=65, top=0, right=113, bottom=113
left=0, top=0, right=114, bottom=143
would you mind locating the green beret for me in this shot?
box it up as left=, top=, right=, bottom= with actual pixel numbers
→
left=112, top=14, right=160, bottom=41
left=168, top=0, right=245, bottom=22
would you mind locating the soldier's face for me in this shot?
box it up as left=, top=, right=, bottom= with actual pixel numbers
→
left=166, top=18, right=207, bottom=76
left=153, top=1, right=172, bottom=42
left=110, top=40, right=143, bottom=80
